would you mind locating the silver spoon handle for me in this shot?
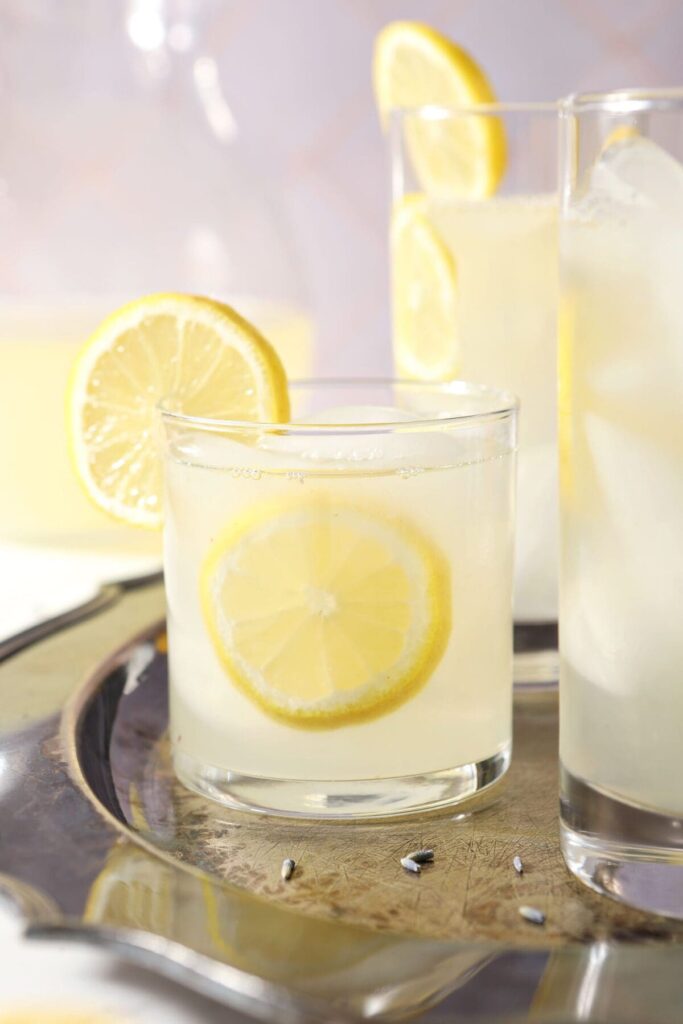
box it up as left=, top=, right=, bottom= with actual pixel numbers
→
left=0, top=570, right=163, bottom=664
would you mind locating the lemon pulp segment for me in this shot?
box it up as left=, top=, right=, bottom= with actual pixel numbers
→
left=200, top=498, right=450, bottom=728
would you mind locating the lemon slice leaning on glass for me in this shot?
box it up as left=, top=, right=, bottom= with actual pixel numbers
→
left=66, top=294, right=290, bottom=529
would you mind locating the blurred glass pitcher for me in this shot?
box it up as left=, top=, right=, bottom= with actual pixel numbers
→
left=0, top=0, right=312, bottom=552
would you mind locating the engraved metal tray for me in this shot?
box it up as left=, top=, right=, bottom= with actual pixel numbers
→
left=1, top=580, right=683, bottom=1023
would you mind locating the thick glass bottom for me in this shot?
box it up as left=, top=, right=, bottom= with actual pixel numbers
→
left=560, top=765, right=683, bottom=919
left=173, top=745, right=511, bottom=820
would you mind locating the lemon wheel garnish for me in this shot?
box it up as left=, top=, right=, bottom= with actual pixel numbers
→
left=392, top=194, right=459, bottom=380
left=373, top=21, right=506, bottom=199
left=200, top=498, right=450, bottom=728
left=66, top=293, right=289, bottom=529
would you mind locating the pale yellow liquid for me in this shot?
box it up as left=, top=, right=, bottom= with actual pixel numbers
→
left=401, top=196, right=559, bottom=620
left=0, top=299, right=313, bottom=548
left=560, top=178, right=683, bottom=815
left=165, top=420, right=514, bottom=781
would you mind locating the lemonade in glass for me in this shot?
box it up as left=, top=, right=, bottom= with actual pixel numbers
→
left=162, top=379, right=516, bottom=817
left=65, top=295, right=516, bottom=819
left=560, top=90, right=683, bottom=915
left=375, top=24, right=558, bottom=624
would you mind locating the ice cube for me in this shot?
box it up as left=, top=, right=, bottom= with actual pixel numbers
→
left=571, top=135, right=683, bottom=391
left=583, top=136, right=683, bottom=218
left=584, top=412, right=683, bottom=583
left=561, top=410, right=683, bottom=700
left=295, top=405, right=421, bottom=426
left=260, top=404, right=462, bottom=471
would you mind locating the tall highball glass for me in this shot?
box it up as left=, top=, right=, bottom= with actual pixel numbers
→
left=390, top=104, right=558, bottom=627
left=559, top=90, right=683, bottom=916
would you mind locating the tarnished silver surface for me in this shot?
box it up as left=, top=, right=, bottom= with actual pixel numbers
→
left=28, top=922, right=349, bottom=1024
left=0, top=583, right=120, bottom=664
left=1, top=579, right=683, bottom=1023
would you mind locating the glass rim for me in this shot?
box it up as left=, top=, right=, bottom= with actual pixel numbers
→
left=158, top=377, right=518, bottom=435
left=390, top=101, right=558, bottom=120
left=562, top=87, right=683, bottom=115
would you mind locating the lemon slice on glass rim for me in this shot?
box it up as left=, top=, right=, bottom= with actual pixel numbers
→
left=373, top=20, right=506, bottom=199
left=66, top=293, right=290, bottom=529
left=200, top=496, right=450, bottom=728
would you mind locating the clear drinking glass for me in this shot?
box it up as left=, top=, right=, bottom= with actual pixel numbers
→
left=0, top=0, right=311, bottom=555
left=390, top=105, right=558, bottom=626
left=559, top=90, right=683, bottom=915
left=161, top=379, right=517, bottom=818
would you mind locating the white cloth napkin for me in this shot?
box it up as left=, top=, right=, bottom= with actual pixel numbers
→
left=0, top=544, right=161, bottom=643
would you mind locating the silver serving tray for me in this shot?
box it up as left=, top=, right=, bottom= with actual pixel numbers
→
left=0, top=578, right=681, bottom=1024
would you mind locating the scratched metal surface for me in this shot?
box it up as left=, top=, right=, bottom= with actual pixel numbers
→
left=81, top=619, right=683, bottom=950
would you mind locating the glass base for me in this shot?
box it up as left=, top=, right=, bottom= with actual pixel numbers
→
left=560, top=766, right=683, bottom=918
left=173, top=745, right=511, bottom=820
